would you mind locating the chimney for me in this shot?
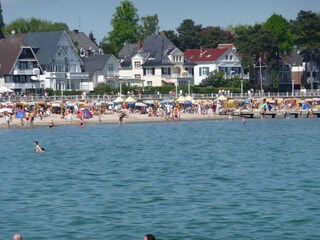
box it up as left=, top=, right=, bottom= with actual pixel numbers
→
left=160, top=31, right=165, bottom=36
left=200, top=46, right=203, bottom=56
left=137, top=39, right=142, bottom=50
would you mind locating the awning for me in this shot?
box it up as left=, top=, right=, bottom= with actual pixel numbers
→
left=162, top=79, right=175, bottom=84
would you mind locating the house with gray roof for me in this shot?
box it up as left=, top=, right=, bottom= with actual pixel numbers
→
left=0, top=34, right=43, bottom=94
left=82, top=54, right=120, bottom=89
left=69, top=29, right=102, bottom=57
left=119, top=33, right=196, bottom=87
left=22, top=31, right=91, bottom=91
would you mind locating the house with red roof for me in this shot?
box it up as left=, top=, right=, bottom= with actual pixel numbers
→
left=184, top=44, right=247, bottom=85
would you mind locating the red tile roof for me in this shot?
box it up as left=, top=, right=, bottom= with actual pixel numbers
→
left=184, top=47, right=229, bottom=62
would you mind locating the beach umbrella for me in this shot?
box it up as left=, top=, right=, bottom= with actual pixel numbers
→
left=0, top=108, right=13, bottom=113
left=185, top=95, right=193, bottom=101
left=217, top=95, right=228, bottom=101
left=176, top=96, right=185, bottom=103
left=159, top=99, right=173, bottom=105
left=125, top=96, right=136, bottom=103
left=113, top=97, right=124, bottom=103
left=135, top=102, right=147, bottom=107
left=0, top=87, right=13, bottom=93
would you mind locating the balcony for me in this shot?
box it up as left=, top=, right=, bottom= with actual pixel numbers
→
left=5, top=82, right=41, bottom=89
left=66, top=72, right=89, bottom=79
left=105, top=71, right=120, bottom=78
left=171, top=73, right=193, bottom=79
left=13, top=68, right=40, bottom=75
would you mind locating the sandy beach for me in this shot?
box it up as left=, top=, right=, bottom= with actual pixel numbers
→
left=0, top=112, right=233, bottom=129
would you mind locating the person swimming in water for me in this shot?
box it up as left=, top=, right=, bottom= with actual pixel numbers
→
left=34, top=141, right=45, bottom=152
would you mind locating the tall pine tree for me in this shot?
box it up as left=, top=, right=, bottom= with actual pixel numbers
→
left=0, top=0, right=5, bottom=39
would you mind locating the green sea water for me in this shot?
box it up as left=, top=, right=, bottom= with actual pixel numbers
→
left=1, top=118, right=320, bottom=239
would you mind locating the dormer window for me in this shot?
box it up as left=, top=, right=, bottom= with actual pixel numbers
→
left=173, top=56, right=183, bottom=62
left=134, top=61, right=141, bottom=68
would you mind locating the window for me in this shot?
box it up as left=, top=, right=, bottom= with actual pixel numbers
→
left=229, top=55, right=233, bottom=60
left=225, top=55, right=228, bottom=60
left=145, top=68, right=155, bottom=76
left=161, top=67, right=171, bottom=75
left=108, top=64, right=114, bottom=72
left=134, top=61, right=141, bottom=68
left=199, top=67, right=209, bottom=76
left=135, top=74, right=141, bottom=79
left=172, top=56, right=182, bottom=62
left=19, top=61, right=27, bottom=70
left=147, top=81, right=152, bottom=86
left=67, top=81, right=75, bottom=90
left=185, top=67, right=194, bottom=75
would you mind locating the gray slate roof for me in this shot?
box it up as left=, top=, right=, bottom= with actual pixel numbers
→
left=69, top=30, right=100, bottom=53
left=287, top=47, right=306, bottom=66
left=120, top=34, right=178, bottom=67
left=81, top=54, right=112, bottom=77
left=23, top=31, right=65, bottom=65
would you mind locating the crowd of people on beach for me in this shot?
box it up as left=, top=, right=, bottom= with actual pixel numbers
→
left=1, top=94, right=319, bottom=129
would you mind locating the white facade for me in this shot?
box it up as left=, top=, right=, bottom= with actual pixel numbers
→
left=193, top=48, right=246, bottom=85
left=119, top=48, right=193, bottom=87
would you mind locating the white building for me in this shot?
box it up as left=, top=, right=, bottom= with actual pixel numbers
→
left=118, top=34, right=195, bottom=87
left=184, top=44, right=247, bottom=85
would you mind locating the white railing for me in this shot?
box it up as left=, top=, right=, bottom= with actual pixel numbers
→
left=1, top=90, right=320, bottom=103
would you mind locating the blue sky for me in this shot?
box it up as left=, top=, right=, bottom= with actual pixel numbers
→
left=2, top=0, right=319, bottom=42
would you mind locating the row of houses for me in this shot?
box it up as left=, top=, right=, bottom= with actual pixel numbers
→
left=0, top=30, right=318, bottom=95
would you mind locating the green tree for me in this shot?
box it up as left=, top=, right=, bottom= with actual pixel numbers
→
left=89, top=31, right=97, bottom=45
left=262, top=13, right=294, bottom=55
left=162, top=30, right=180, bottom=47
left=176, top=19, right=201, bottom=51
left=199, top=26, right=234, bottom=48
left=291, top=10, right=320, bottom=60
left=106, top=0, right=139, bottom=54
left=93, top=83, right=113, bottom=95
left=199, top=71, right=225, bottom=87
left=138, top=14, right=159, bottom=39
left=234, top=24, right=279, bottom=85
left=99, top=39, right=117, bottom=55
left=4, top=17, right=69, bottom=34
left=0, top=0, right=4, bottom=38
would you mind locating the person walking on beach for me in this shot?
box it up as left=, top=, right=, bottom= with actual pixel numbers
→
left=144, top=234, right=156, bottom=240
left=13, top=233, right=22, bottom=240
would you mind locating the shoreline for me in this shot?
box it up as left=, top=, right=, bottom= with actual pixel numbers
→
left=0, top=113, right=233, bottom=129
left=0, top=110, right=316, bottom=129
